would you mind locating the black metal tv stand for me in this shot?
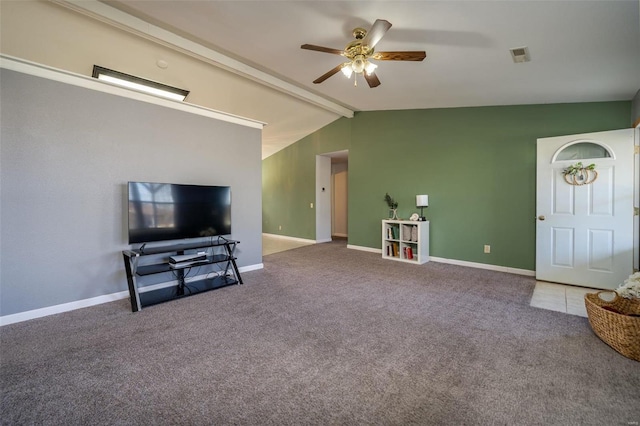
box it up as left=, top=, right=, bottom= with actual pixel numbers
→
left=122, top=238, right=242, bottom=312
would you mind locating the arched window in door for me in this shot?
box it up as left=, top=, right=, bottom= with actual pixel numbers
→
left=554, top=142, right=612, bottom=162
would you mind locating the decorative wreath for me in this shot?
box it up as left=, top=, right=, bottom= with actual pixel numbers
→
left=562, top=162, right=597, bottom=185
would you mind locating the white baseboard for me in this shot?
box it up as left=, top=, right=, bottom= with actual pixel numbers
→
left=0, top=262, right=264, bottom=326
left=1, top=252, right=533, bottom=326
left=347, top=244, right=382, bottom=253
left=262, top=233, right=333, bottom=244
left=346, top=245, right=534, bottom=276
left=239, top=263, right=264, bottom=273
left=263, top=233, right=316, bottom=244
left=0, top=291, right=130, bottom=327
left=428, top=256, right=535, bottom=276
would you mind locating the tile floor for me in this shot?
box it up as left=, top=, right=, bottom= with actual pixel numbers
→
left=262, top=234, right=315, bottom=256
left=262, top=234, right=599, bottom=318
left=530, top=281, right=603, bottom=317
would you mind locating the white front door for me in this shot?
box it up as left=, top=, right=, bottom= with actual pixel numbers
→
left=536, top=129, right=634, bottom=289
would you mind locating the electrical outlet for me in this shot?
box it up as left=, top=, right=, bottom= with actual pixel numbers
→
left=278, top=225, right=282, bottom=231
left=484, top=245, right=491, bottom=254
left=310, top=202, right=314, bottom=209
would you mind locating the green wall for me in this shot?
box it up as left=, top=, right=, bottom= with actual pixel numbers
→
left=262, top=117, right=351, bottom=239
left=263, top=101, right=631, bottom=271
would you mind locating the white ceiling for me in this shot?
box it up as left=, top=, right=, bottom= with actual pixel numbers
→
left=101, top=1, right=639, bottom=155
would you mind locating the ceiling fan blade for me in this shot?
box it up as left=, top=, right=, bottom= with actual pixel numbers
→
left=364, top=71, right=381, bottom=88
left=301, top=44, right=344, bottom=55
left=362, top=19, right=392, bottom=48
left=373, top=51, right=427, bottom=61
left=313, top=64, right=344, bottom=84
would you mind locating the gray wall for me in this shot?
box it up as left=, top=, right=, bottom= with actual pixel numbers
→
left=0, top=70, right=262, bottom=316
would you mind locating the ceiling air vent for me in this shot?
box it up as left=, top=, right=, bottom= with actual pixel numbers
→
left=510, top=46, right=530, bottom=63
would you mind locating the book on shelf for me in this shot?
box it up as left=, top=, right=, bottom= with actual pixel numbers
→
left=387, top=226, right=399, bottom=240
left=402, top=246, right=414, bottom=260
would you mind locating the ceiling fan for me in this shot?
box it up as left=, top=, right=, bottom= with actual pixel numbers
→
left=301, top=19, right=426, bottom=88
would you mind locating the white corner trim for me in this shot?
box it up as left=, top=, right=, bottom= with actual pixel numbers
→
left=429, top=256, right=535, bottom=276
left=0, top=54, right=265, bottom=129
left=0, top=262, right=264, bottom=326
left=263, top=233, right=316, bottom=244
left=51, top=0, right=354, bottom=119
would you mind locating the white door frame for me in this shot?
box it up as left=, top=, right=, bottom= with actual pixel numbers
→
left=536, top=129, right=636, bottom=288
left=315, top=155, right=332, bottom=243
left=331, top=163, right=348, bottom=238
left=634, top=123, right=640, bottom=272
left=316, top=150, right=349, bottom=243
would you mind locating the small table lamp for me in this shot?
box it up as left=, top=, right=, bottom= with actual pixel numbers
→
left=416, top=195, right=429, bottom=221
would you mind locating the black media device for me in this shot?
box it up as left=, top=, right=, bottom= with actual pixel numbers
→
left=127, top=181, right=231, bottom=244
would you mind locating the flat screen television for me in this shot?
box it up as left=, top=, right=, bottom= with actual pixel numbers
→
left=128, top=182, right=231, bottom=244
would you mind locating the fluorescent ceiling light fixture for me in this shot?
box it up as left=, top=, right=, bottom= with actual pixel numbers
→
left=92, top=65, right=189, bottom=101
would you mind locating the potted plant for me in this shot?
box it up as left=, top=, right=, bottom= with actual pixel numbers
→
left=384, top=193, right=399, bottom=220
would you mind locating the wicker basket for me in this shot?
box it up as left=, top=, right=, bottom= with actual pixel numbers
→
left=584, top=291, right=640, bottom=362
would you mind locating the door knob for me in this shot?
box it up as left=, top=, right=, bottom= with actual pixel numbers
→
left=538, top=215, right=546, bottom=221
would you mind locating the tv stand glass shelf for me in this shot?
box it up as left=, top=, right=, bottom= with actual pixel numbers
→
left=122, top=238, right=242, bottom=312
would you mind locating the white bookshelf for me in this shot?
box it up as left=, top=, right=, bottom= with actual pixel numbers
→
left=382, top=220, right=429, bottom=264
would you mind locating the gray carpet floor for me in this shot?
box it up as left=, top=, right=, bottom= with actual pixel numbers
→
left=1, top=240, right=639, bottom=425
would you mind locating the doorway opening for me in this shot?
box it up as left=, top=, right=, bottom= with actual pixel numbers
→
left=316, top=150, right=348, bottom=243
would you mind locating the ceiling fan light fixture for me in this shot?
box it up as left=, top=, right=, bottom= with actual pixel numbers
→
left=341, top=63, right=354, bottom=78
left=352, top=55, right=366, bottom=74
left=301, top=19, right=426, bottom=88
left=364, top=61, right=377, bottom=75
